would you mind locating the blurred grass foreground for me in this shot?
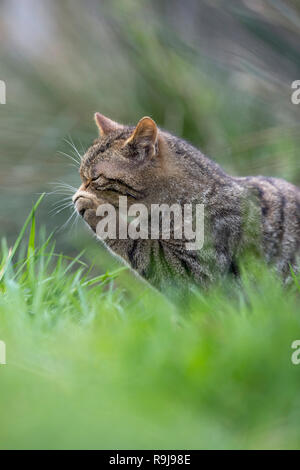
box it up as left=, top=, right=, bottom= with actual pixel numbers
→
left=1, top=200, right=300, bottom=449
left=1, top=0, right=300, bottom=450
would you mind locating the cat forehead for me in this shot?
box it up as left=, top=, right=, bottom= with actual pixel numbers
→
left=86, top=129, right=127, bottom=155
left=94, top=129, right=129, bottom=147
left=80, top=127, right=134, bottom=173
left=94, top=127, right=135, bottom=150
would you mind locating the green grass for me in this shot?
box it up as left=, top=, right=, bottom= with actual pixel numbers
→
left=1, top=199, right=300, bottom=450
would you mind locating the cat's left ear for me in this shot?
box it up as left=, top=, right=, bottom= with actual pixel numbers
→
left=125, top=117, right=158, bottom=157
left=94, top=112, right=123, bottom=136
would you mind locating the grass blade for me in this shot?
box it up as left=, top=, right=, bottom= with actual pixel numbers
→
left=0, top=194, right=45, bottom=283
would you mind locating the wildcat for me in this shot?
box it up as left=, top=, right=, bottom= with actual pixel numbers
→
left=72, top=113, right=300, bottom=295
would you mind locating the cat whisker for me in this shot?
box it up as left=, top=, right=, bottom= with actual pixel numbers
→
left=46, top=190, right=74, bottom=198
left=68, top=163, right=80, bottom=170
left=47, top=183, right=77, bottom=216
left=51, top=199, right=73, bottom=212
left=52, top=194, right=73, bottom=203
left=50, top=181, right=77, bottom=192
left=68, top=135, right=82, bottom=160
left=78, top=139, right=87, bottom=156
left=50, top=203, right=74, bottom=216
left=64, top=136, right=82, bottom=162
left=59, top=208, right=77, bottom=233
left=57, top=150, right=80, bottom=167
left=69, top=211, right=80, bottom=233
left=54, top=181, right=77, bottom=189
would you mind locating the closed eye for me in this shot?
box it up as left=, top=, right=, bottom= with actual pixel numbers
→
left=91, top=175, right=143, bottom=199
left=91, top=175, right=103, bottom=182
left=91, top=174, right=108, bottom=186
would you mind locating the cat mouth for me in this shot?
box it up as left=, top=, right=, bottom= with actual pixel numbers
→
left=74, top=197, right=90, bottom=218
left=72, top=191, right=98, bottom=218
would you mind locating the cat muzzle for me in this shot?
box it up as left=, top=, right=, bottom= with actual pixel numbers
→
left=73, top=191, right=97, bottom=218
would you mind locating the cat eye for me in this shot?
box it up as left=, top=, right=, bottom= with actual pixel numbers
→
left=90, top=175, right=139, bottom=199
left=91, top=175, right=111, bottom=190
left=91, top=174, right=106, bottom=183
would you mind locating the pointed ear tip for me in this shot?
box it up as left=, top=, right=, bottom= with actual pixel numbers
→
left=140, top=116, right=156, bottom=124
left=138, top=117, right=157, bottom=130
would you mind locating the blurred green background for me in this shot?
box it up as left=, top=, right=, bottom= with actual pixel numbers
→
left=1, top=0, right=300, bottom=256
left=1, top=0, right=300, bottom=450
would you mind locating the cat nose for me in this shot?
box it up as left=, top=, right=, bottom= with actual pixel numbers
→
left=72, top=184, right=86, bottom=203
left=73, top=195, right=87, bottom=218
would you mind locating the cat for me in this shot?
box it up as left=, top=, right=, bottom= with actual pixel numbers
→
left=72, top=113, right=300, bottom=296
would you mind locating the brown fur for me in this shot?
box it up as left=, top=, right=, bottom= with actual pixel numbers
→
left=73, top=114, right=300, bottom=296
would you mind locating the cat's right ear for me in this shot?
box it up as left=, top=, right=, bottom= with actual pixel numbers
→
left=124, top=117, right=158, bottom=158
left=94, top=113, right=123, bottom=137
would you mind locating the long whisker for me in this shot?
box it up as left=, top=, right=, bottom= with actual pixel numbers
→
left=59, top=209, right=77, bottom=233
left=49, top=181, right=78, bottom=191
left=51, top=198, right=73, bottom=211
left=69, top=211, right=80, bottom=233
left=64, top=136, right=82, bottom=162
left=46, top=190, right=74, bottom=198
left=57, top=150, right=80, bottom=167
left=51, top=195, right=73, bottom=204
left=68, top=135, right=82, bottom=160
left=78, top=139, right=87, bottom=155
left=47, top=182, right=76, bottom=214
left=50, top=203, right=74, bottom=216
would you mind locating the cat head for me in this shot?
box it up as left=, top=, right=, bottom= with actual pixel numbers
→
left=72, top=113, right=172, bottom=230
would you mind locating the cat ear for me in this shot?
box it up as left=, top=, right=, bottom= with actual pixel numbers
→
left=125, top=117, right=158, bottom=157
left=94, top=112, right=123, bottom=136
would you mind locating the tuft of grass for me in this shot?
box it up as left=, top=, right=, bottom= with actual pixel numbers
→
left=1, top=202, right=300, bottom=449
